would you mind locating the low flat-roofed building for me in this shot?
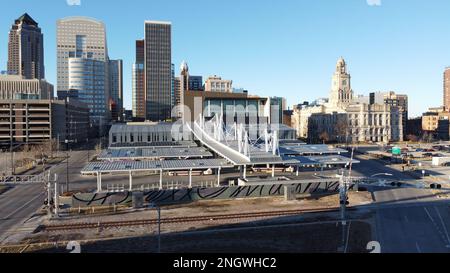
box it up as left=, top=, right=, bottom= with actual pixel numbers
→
left=0, top=99, right=52, bottom=144
left=51, top=97, right=90, bottom=144
left=109, top=122, right=193, bottom=147
left=0, top=98, right=90, bottom=145
left=204, top=75, right=232, bottom=93
left=0, top=75, right=53, bottom=100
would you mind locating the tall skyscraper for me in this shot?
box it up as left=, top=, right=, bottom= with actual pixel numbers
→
left=7, top=13, right=45, bottom=79
left=57, top=17, right=110, bottom=133
left=144, top=21, right=172, bottom=122
left=171, top=63, right=176, bottom=110
left=109, top=59, right=123, bottom=121
left=329, top=57, right=353, bottom=108
left=132, top=40, right=145, bottom=119
left=444, top=67, right=450, bottom=110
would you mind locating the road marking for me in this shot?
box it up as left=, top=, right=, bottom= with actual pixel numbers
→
left=424, top=207, right=449, bottom=245
left=1, top=191, right=44, bottom=221
left=415, top=242, right=422, bottom=253
left=344, top=221, right=352, bottom=253
left=434, top=206, right=450, bottom=246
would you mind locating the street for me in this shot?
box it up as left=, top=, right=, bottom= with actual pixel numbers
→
left=0, top=149, right=91, bottom=242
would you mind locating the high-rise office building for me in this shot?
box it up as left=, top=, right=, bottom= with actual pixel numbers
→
left=132, top=40, right=145, bottom=119
left=444, top=67, right=450, bottom=110
left=7, top=13, right=45, bottom=79
left=171, top=63, right=176, bottom=110
left=109, top=59, right=123, bottom=121
left=144, top=21, right=172, bottom=122
left=57, top=17, right=110, bottom=133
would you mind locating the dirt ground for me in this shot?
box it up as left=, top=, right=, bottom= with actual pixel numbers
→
left=3, top=191, right=375, bottom=253
left=28, top=220, right=372, bottom=253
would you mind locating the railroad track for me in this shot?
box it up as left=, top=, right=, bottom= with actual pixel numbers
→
left=40, top=207, right=350, bottom=232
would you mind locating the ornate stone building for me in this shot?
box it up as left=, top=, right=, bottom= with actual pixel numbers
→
left=293, top=58, right=405, bottom=143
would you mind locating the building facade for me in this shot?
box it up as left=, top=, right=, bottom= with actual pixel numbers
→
left=144, top=21, right=172, bottom=122
left=421, top=107, right=450, bottom=140
left=329, top=57, right=353, bottom=108
left=109, top=59, right=123, bottom=121
left=0, top=100, right=52, bottom=144
left=0, top=75, right=53, bottom=100
left=293, top=58, right=404, bottom=143
left=444, top=67, right=450, bottom=110
left=67, top=58, right=108, bottom=126
left=51, top=98, right=90, bottom=143
left=0, top=99, right=90, bottom=146
left=57, top=17, right=110, bottom=134
left=7, top=13, right=45, bottom=80
left=132, top=40, right=145, bottom=120
left=269, top=97, right=287, bottom=125
left=204, top=76, right=232, bottom=93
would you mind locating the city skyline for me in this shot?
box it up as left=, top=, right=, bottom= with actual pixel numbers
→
left=1, top=1, right=450, bottom=117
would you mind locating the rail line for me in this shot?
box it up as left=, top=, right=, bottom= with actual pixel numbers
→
left=40, top=207, right=352, bottom=232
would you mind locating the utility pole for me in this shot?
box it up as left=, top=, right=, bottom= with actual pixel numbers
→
left=54, top=176, right=59, bottom=218
left=339, top=147, right=354, bottom=253
left=47, top=176, right=52, bottom=216
left=10, top=135, right=14, bottom=176
left=150, top=203, right=161, bottom=253
left=65, top=139, right=69, bottom=193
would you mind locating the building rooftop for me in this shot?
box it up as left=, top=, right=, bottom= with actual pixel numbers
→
left=16, top=13, right=38, bottom=26
left=98, top=147, right=213, bottom=160
left=81, top=158, right=233, bottom=174
left=279, top=144, right=348, bottom=156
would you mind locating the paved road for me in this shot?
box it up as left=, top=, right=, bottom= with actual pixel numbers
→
left=0, top=150, right=90, bottom=241
left=349, top=154, right=450, bottom=253
left=373, top=187, right=450, bottom=253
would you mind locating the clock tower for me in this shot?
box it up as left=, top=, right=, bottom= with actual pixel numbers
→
left=329, top=57, right=353, bottom=108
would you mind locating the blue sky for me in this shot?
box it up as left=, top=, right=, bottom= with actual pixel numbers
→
left=0, top=0, right=449, bottom=117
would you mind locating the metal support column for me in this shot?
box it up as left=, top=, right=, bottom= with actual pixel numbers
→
left=296, top=166, right=299, bottom=177
left=272, top=165, right=275, bottom=178
left=97, top=172, right=102, bottom=192
left=189, top=169, right=193, bottom=189
left=217, top=167, right=221, bottom=187
left=54, top=181, right=59, bottom=217
left=129, top=171, right=133, bottom=191
left=159, top=169, right=163, bottom=190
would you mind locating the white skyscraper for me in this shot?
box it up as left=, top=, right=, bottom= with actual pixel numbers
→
left=57, top=17, right=110, bottom=134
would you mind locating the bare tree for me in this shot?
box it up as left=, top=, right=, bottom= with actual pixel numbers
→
left=406, top=134, right=419, bottom=143
left=319, top=131, right=330, bottom=144
left=334, top=116, right=348, bottom=144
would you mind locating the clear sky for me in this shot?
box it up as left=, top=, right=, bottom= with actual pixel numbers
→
left=0, top=0, right=449, bottom=117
